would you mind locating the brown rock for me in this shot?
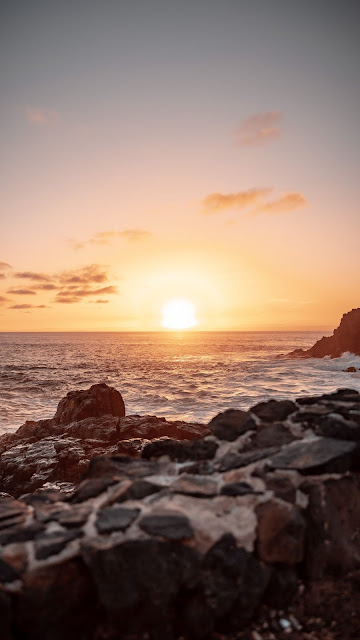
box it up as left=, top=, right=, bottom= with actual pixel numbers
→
left=54, top=383, right=125, bottom=425
left=289, top=308, right=360, bottom=358
left=256, top=498, right=306, bottom=565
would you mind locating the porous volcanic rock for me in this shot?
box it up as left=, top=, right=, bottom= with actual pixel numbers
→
left=54, top=382, right=125, bottom=425
left=1, top=389, right=360, bottom=638
left=289, top=307, right=360, bottom=358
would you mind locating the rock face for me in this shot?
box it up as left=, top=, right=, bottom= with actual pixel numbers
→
left=289, top=307, right=360, bottom=358
left=0, top=384, right=208, bottom=497
left=1, top=388, right=360, bottom=638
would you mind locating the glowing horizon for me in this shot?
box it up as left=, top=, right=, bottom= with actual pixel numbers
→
left=1, top=3, right=359, bottom=332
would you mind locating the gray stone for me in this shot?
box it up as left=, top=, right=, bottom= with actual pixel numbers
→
left=218, top=447, right=280, bottom=473
left=251, top=399, right=297, bottom=422
left=170, top=475, right=218, bottom=498
left=96, top=506, right=140, bottom=534
left=142, top=437, right=218, bottom=461
left=139, top=512, right=194, bottom=540
left=268, top=437, right=359, bottom=474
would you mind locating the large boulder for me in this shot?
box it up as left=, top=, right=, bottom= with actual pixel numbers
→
left=289, top=308, right=360, bottom=358
left=53, top=383, right=125, bottom=425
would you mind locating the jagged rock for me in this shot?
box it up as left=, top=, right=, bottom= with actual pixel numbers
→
left=54, top=383, right=125, bottom=425
left=268, top=436, right=359, bottom=474
left=208, top=409, right=256, bottom=441
left=256, top=498, right=306, bottom=565
left=289, top=308, right=360, bottom=358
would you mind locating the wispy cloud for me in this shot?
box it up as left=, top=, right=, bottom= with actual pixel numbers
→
left=202, top=188, right=307, bottom=217
left=23, top=106, right=60, bottom=126
left=252, top=192, right=307, bottom=215
left=89, top=299, right=109, bottom=304
left=55, top=285, right=118, bottom=303
left=70, top=229, right=152, bottom=250
left=59, top=264, right=108, bottom=285
left=0, top=262, right=12, bottom=271
left=9, top=304, right=49, bottom=310
left=237, top=111, right=282, bottom=146
left=0, top=295, right=10, bottom=305
left=202, top=188, right=272, bottom=213
left=14, top=271, right=52, bottom=282
left=7, top=288, right=37, bottom=295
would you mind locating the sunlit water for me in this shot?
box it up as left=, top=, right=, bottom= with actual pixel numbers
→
left=1, top=331, right=360, bottom=434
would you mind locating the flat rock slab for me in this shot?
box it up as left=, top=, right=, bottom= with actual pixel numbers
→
left=170, top=475, right=218, bottom=498
left=96, top=506, right=140, bottom=534
left=268, top=437, right=358, bottom=474
left=139, top=513, right=194, bottom=540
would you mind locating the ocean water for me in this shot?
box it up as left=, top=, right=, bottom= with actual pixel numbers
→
left=1, top=331, right=360, bottom=434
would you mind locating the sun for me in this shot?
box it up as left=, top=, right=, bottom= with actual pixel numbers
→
left=161, top=298, right=197, bottom=330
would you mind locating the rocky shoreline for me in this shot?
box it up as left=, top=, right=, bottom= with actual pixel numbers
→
left=1, top=384, right=360, bottom=638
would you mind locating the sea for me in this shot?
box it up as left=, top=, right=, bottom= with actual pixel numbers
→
left=1, top=331, right=360, bottom=435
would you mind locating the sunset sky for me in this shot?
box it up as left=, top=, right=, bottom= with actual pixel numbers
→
left=1, top=0, right=359, bottom=331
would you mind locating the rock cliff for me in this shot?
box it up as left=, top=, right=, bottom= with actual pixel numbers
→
left=289, top=307, right=360, bottom=358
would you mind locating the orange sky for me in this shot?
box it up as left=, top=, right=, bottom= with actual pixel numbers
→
left=1, top=2, right=359, bottom=331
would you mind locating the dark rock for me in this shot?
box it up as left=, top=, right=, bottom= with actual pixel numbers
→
left=288, top=308, right=360, bottom=358
left=15, top=558, right=98, bottom=640
left=118, top=414, right=208, bottom=441
left=69, top=477, right=117, bottom=503
left=268, top=437, right=359, bottom=474
left=302, top=474, right=360, bottom=580
left=315, top=414, right=360, bottom=441
left=142, top=437, right=218, bottom=461
left=264, top=567, right=298, bottom=608
left=220, top=481, right=261, bottom=497
left=251, top=399, right=297, bottom=422
left=83, top=455, right=159, bottom=481
left=264, top=473, right=297, bottom=503
left=54, top=382, right=125, bottom=425
left=208, top=409, right=256, bottom=441
left=96, top=506, right=140, bottom=534
left=138, top=512, right=194, bottom=540
left=217, top=446, right=280, bottom=473
left=255, top=422, right=298, bottom=448
left=56, top=504, right=92, bottom=528
left=35, top=530, right=81, bottom=560
left=256, top=498, right=306, bottom=565
left=181, top=460, right=215, bottom=475
left=0, top=590, right=12, bottom=640
left=223, top=554, right=272, bottom=630
left=114, top=479, right=162, bottom=503
left=170, top=475, right=218, bottom=498
left=82, top=538, right=201, bottom=634
left=0, top=557, right=20, bottom=582
left=344, top=366, right=357, bottom=372
left=0, top=521, right=45, bottom=545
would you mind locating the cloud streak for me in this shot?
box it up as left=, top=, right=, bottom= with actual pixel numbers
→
left=202, top=188, right=307, bottom=217
left=202, top=188, right=272, bottom=213
left=9, top=304, right=49, bottom=310
left=70, top=229, right=152, bottom=249
left=7, top=288, right=37, bottom=295
left=14, top=271, right=52, bottom=282
left=237, top=111, right=282, bottom=146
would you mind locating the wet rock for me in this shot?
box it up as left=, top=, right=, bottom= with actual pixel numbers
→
left=54, top=382, right=125, bottom=425
left=208, top=409, right=256, bottom=441
left=289, top=308, right=360, bottom=358
left=142, top=437, right=217, bottom=461
left=96, top=506, right=140, bottom=534
left=268, top=436, right=359, bottom=474
left=139, top=512, right=194, bottom=540
left=256, top=498, right=306, bottom=565
left=170, top=475, right=218, bottom=498
left=251, top=400, right=297, bottom=422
